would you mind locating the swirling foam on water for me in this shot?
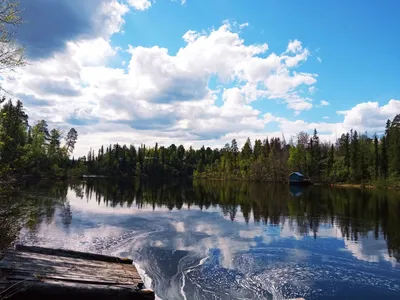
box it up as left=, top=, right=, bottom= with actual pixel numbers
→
left=16, top=197, right=400, bottom=300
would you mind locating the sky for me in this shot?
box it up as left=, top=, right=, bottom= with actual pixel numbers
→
left=2, top=0, right=400, bottom=157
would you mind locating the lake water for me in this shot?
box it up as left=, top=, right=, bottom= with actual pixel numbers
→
left=1, top=179, right=400, bottom=300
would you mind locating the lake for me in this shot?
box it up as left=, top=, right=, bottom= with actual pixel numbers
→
left=1, top=179, right=400, bottom=300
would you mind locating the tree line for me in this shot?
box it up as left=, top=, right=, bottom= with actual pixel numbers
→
left=73, top=112, right=400, bottom=185
left=194, top=116, right=400, bottom=185
left=1, top=96, right=400, bottom=185
left=0, top=98, right=78, bottom=181
left=1, top=1, right=400, bottom=186
left=84, top=114, right=400, bottom=185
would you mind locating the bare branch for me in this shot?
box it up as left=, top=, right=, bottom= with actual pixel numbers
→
left=0, top=0, right=25, bottom=77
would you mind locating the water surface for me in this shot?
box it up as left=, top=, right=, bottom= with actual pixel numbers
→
left=2, top=180, right=400, bottom=300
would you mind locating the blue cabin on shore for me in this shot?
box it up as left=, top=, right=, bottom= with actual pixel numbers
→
left=289, top=172, right=305, bottom=184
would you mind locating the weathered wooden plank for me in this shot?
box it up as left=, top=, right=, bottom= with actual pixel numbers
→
left=7, top=250, right=131, bottom=269
left=15, top=245, right=133, bottom=265
left=5, top=274, right=138, bottom=286
left=0, top=281, right=155, bottom=300
left=4, top=267, right=141, bottom=283
left=1, top=266, right=142, bottom=283
left=3, top=251, right=126, bottom=269
left=0, top=246, right=154, bottom=300
left=2, top=251, right=141, bottom=273
left=0, top=255, right=142, bottom=281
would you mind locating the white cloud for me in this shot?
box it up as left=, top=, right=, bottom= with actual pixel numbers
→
left=323, top=116, right=329, bottom=119
left=317, top=56, right=322, bottom=63
left=308, top=86, right=316, bottom=95
left=272, top=99, right=400, bottom=144
left=172, top=221, right=185, bottom=233
left=3, top=4, right=398, bottom=158
left=344, top=232, right=398, bottom=267
left=2, top=20, right=318, bottom=155
left=286, top=39, right=303, bottom=53
left=263, top=113, right=277, bottom=123
left=337, top=100, right=400, bottom=133
left=239, top=22, right=249, bottom=29
left=127, top=0, right=152, bottom=10
left=319, top=100, right=330, bottom=106
left=94, top=0, right=130, bottom=36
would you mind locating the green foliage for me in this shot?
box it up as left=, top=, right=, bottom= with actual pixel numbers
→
left=0, top=98, right=78, bottom=180
left=66, top=128, right=78, bottom=154
left=192, top=115, right=400, bottom=185
left=2, top=96, right=400, bottom=187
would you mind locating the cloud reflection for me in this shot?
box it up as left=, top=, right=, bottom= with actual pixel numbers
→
left=14, top=180, right=400, bottom=300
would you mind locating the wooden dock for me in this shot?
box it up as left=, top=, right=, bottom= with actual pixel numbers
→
left=0, top=245, right=154, bottom=300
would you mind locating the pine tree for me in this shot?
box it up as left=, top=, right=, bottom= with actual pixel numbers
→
left=351, top=130, right=360, bottom=181
left=241, top=138, right=253, bottom=159
left=253, top=139, right=262, bottom=159
left=381, top=136, right=388, bottom=179
left=374, top=135, right=379, bottom=179
left=262, top=138, right=270, bottom=158
left=327, top=144, right=334, bottom=176
left=65, top=128, right=78, bottom=155
left=344, top=132, right=350, bottom=176
left=231, top=139, right=238, bottom=168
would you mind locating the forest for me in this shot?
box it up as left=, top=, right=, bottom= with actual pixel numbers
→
left=2, top=179, right=398, bottom=259
left=0, top=98, right=78, bottom=182
left=1, top=0, right=400, bottom=188
left=1, top=96, right=400, bottom=186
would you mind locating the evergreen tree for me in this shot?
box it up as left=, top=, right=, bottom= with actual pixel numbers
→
left=241, top=138, right=253, bottom=159
left=231, top=139, right=238, bottom=167
left=344, top=132, right=351, bottom=176
left=351, top=130, right=360, bottom=181
left=381, top=136, right=389, bottom=179
left=66, top=128, right=78, bottom=155
left=374, top=135, right=379, bottom=179
left=327, top=144, right=334, bottom=176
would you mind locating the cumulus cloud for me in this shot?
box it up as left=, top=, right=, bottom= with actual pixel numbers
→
left=337, top=100, right=400, bottom=133
left=18, top=0, right=128, bottom=59
left=319, top=100, right=330, bottom=106
left=286, top=40, right=303, bottom=53
left=344, top=232, right=398, bottom=267
left=127, top=0, right=152, bottom=10
left=3, top=19, right=317, bottom=148
left=273, top=99, right=400, bottom=143
left=308, top=86, right=316, bottom=95
left=3, top=2, right=398, bottom=157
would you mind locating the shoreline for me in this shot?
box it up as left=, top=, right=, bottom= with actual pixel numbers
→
left=326, top=183, right=400, bottom=190
left=195, top=177, right=400, bottom=191
left=3, top=174, right=400, bottom=194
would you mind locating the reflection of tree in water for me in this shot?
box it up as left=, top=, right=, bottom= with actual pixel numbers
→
left=60, top=202, right=72, bottom=228
left=81, top=178, right=400, bottom=262
left=6, top=179, right=399, bottom=261
left=0, top=197, right=23, bottom=251
left=70, top=183, right=84, bottom=199
left=0, top=181, right=69, bottom=250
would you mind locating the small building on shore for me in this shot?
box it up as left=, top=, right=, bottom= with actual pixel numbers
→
left=289, top=172, right=305, bottom=184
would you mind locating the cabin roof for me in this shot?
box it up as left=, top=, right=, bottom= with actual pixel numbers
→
left=290, top=172, right=304, bottom=177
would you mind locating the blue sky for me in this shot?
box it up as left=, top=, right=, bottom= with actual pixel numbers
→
left=116, top=0, right=400, bottom=118
left=2, top=0, right=400, bottom=156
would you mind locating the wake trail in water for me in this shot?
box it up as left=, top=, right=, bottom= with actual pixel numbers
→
left=181, top=255, right=210, bottom=300
left=15, top=199, right=400, bottom=300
